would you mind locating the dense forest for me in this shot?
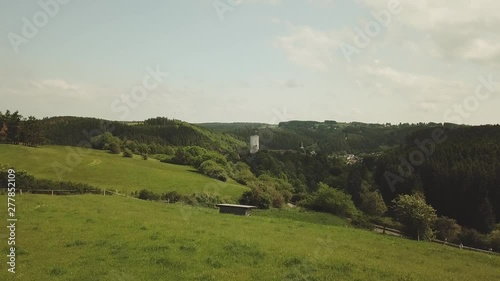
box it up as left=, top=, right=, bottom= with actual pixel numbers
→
left=198, top=120, right=449, bottom=154
left=40, top=116, right=246, bottom=154
left=375, top=125, right=500, bottom=233
left=2, top=110, right=500, bottom=250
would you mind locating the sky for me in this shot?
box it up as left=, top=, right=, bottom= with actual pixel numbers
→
left=1, top=0, right=499, bottom=125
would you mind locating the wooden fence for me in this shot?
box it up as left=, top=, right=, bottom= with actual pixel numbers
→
left=20, top=189, right=119, bottom=196
left=373, top=224, right=499, bottom=256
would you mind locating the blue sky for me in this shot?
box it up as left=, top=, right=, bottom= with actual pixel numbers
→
left=1, top=0, right=499, bottom=124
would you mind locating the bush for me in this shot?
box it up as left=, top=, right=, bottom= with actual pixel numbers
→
left=490, top=230, right=500, bottom=252
left=459, top=228, right=491, bottom=249
left=351, top=214, right=374, bottom=230
left=161, top=191, right=184, bottom=203
left=239, top=177, right=290, bottom=209
left=256, top=174, right=293, bottom=203
left=109, top=142, right=122, bottom=154
left=434, top=216, right=461, bottom=243
left=360, top=189, right=387, bottom=217
left=190, top=192, right=227, bottom=207
left=392, top=194, right=437, bottom=240
left=300, top=182, right=358, bottom=218
left=369, top=216, right=404, bottom=230
left=123, top=148, right=133, bottom=158
left=171, top=146, right=208, bottom=166
left=290, top=192, right=308, bottom=204
left=137, top=189, right=160, bottom=201
left=198, top=160, right=228, bottom=182
left=142, top=153, right=149, bottom=160
left=91, top=132, right=122, bottom=154
left=230, top=162, right=256, bottom=185
left=240, top=188, right=272, bottom=209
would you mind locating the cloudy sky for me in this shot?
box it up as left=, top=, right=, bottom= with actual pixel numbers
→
left=1, top=0, right=499, bottom=124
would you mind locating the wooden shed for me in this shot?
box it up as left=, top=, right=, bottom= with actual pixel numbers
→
left=215, top=204, right=257, bottom=216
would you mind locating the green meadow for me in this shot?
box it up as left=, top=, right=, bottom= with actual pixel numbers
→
left=0, top=145, right=248, bottom=201
left=0, top=194, right=499, bottom=281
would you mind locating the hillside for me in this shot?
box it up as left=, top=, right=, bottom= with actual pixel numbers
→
left=0, top=145, right=248, bottom=200
left=375, top=125, right=500, bottom=233
left=0, top=194, right=499, bottom=280
left=40, top=116, right=246, bottom=154
left=197, top=120, right=454, bottom=154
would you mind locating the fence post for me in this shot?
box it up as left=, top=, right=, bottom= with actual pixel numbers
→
left=20, top=189, right=22, bottom=195
left=51, top=190, right=54, bottom=196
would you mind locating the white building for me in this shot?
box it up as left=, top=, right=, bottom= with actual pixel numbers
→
left=250, top=135, right=259, bottom=154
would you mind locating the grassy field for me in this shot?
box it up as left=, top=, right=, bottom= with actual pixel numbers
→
left=0, top=194, right=499, bottom=281
left=0, top=145, right=248, bottom=201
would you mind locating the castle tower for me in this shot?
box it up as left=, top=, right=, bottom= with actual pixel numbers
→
left=250, top=135, right=259, bottom=154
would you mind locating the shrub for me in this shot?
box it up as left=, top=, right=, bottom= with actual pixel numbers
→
left=369, top=216, right=404, bottom=230
left=198, top=160, right=228, bottom=182
left=239, top=177, right=290, bottom=209
left=300, top=182, right=358, bottom=218
left=123, top=148, right=133, bottom=158
left=290, top=192, right=308, bottom=204
left=108, top=142, right=122, bottom=154
left=351, top=214, right=374, bottom=230
left=230, top=162, right=256, bottom=185
left=161, top=191, right=184, bottom=203
left=392, top=194, right=437, bottom=241
left=91, top=132, right=122, bottom=154
left=490, top=230, right=500, bottom=252
left=191, top=192, right=227, bottom=207
left=240, top=188, right=272, bottom=209
left=459, top=228, right=491, bottom=249
left=360, top=189, right=387, bottom=217
left=137, top=189, right=160, bottom=201
left=256, top=174, right=293, bottom=203
left=434, top=216, right=461, bottom=243
left=171, top=146, right=208, bottom=166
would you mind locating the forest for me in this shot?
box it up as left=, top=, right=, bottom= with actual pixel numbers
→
left=2, top=110, right=500, bottom=250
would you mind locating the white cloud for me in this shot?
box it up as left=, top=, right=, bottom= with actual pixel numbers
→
left=359, top=0, right=500, bottom=64
left=32, top=79, right=78, bottom=91
left=273, top=24, right=347, bottom=70
left=28, top=79, right=90, bottom=99
left=352, top=64, right=472, bottom=110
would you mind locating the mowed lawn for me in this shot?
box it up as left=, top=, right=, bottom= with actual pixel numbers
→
left=0, top=145, right=248, bottom=200
left=0, top=195, right=499, bottom=281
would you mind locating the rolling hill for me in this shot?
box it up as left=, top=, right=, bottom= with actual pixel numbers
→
left=0, top=194, right=499, bottom=280
left=0, top=144, right=248, bottom=200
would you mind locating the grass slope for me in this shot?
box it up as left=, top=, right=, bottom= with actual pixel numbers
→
left=0, top=145, right=248, bottom=200
left=1, top=195, right=499, bottom=281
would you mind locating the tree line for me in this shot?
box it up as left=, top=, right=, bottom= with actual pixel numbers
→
left=0, top=110, right=44, bottom=146
left=3, top=109, right=499, bottom=250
